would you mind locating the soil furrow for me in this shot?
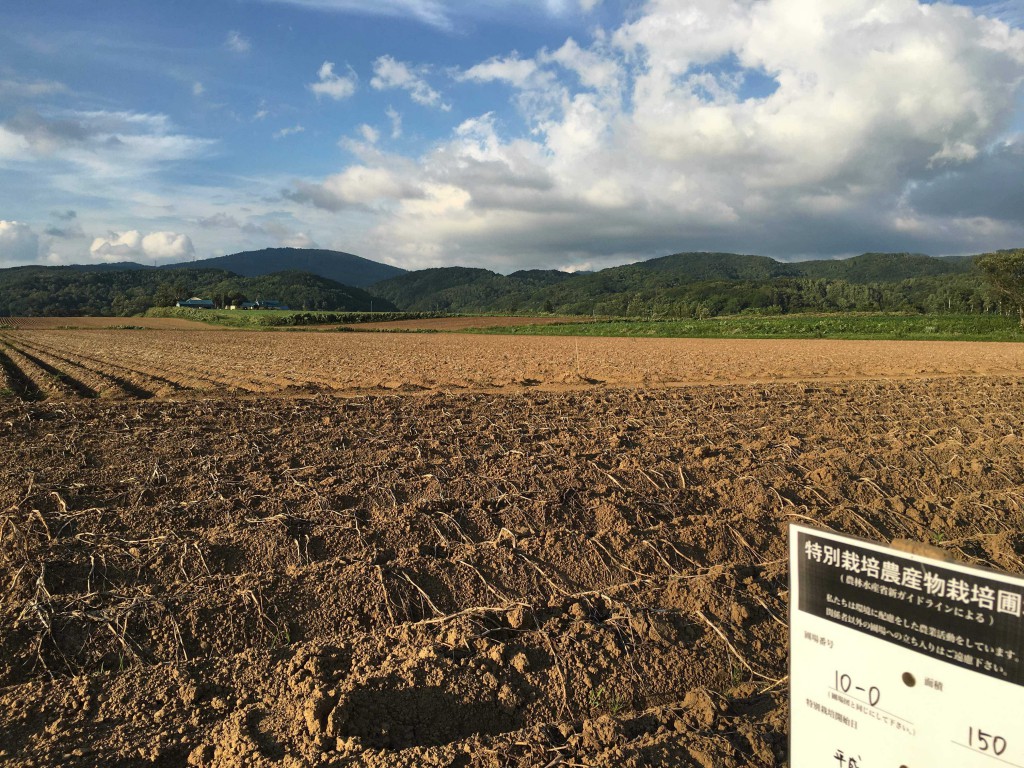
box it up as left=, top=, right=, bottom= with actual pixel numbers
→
left=0, top=342, right=80, bottom=399
left=1, top=336, right=136, bottom=399
left=1, top=334, right=205, bottom=397
left=16, top=338, right=222, bottom=394
left=31, top=344, right=191, bottom=397
left=10, top=328, right=1024, bottom=397
left=0, top=349, right=39, bottom=400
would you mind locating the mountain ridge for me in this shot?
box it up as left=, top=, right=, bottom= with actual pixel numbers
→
left=160, top=247, right=407, bottom=288
left=368, top=251, right=981, bottom=313
left=0, top=247, right=997, bottom=317
left=0, top=265, right=396, bottom=316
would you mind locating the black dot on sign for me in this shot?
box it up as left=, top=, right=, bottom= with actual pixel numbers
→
left=902, top=672, right=916, bottom=687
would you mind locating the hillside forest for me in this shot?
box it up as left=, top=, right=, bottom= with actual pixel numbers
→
left=0, top=249, right=1021, bottom=320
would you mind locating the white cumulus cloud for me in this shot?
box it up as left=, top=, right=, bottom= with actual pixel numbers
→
left=286, top=0, right=1024, bottom=270
left=289, top=163, right=424, bottom=210
left=141, top=232, right=196, bottom=261
left=359, top=124, right=380, bottom=144
left=89, top=230, right=195, bottom=263
left=309, top=61, right=358, bottom=100
left=371, top=55, right=450, bottom=110
left=460, top=54, right=541, bottom=88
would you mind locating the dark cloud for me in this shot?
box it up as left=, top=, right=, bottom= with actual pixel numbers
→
left=0, top=221, right=40, bottom=265
left=433, top=155, right=554, bottom=193
left=198, top=212, right=242, bottom=228
left=44, top=225, right=83, bottom=238
left=44, top=209, right=84, bottom=239
left=907, top=142, right=1024, bottom=222
left=4, top=110, right=91, bottom=151
left=283, top=183, right=360, bottom=213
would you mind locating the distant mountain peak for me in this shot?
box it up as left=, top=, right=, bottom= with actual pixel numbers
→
left=161, top=247, right=406, bottom=288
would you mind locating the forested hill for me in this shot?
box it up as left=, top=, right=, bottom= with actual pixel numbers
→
left=0, top=248, right=1002, bottom=318
left=369, top=251, right=990, bottom=316
left=370, top=267, right=575, bottom=312
left=0, top=266, right=394, bottom=316
left=164, top=248, right=406, bottom=287
left=795, top=252, right=976, bottom=282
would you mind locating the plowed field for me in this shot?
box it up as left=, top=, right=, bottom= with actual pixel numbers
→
left=0, top=317, right=215, bottom=330
left=2, top=329, right=1024, bottom=401
left=1, top=328, right=1023, bottom=767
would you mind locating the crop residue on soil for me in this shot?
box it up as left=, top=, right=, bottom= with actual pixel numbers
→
left=2, top=370, right=1024, bottom=766
left=0, top=317, right=216, bottom=331
left=0, top=329, right=1023, bottom=401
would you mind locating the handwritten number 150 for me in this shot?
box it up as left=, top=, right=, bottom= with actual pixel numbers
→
left=969, top=727, right=1008, bottom=756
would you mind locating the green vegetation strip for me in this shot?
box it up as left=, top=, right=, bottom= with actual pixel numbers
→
left=145, top=307, right=453, bottom=328
left=465, top=314, right=1024, bottom=342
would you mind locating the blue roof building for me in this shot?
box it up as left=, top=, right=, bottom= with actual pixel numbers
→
left=176, top=297, right=215, bottom=309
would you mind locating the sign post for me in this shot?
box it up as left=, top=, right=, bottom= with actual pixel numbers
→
left=790, top=523, right=1024, bottom=767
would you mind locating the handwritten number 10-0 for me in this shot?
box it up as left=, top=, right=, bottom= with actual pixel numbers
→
left=835, top=671, right=880, bottom=707
left=969, top=727, right=1008, bottom=756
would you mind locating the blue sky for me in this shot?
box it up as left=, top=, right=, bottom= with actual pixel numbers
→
left=1, top=0, right=1024, bottom=272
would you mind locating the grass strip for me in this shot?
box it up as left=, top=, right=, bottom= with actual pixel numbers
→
left=465, top=314, right=1024, bottom=342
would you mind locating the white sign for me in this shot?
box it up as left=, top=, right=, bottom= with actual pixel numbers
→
left=790, top=523, right=1024, bottom=768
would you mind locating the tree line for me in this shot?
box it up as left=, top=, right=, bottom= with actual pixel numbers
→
left=1, top=248, right=1021, bottom=323
left=0, top=267, right=394, bottom=316
left=369, top=269, right=1009, bottom=319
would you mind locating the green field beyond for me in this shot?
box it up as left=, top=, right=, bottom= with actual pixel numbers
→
left=145, top=307, right=448, bottom=328
left=467, top=314, right=1024, bottom=342
left=144, top=307, right=1024, bottom=341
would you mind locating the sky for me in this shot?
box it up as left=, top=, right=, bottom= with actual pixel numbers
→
left=1, top=0, right=1024, bottom=273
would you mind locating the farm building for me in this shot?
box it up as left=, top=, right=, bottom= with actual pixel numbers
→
left=176, top=297, right=215, bottom=309
left=230, top=300, right=290, bottom=310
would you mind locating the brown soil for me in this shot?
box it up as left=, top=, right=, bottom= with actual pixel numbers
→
left=1, top=332, right=1023, bottom=766
left=0, top=330, right=1022, bottom=401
